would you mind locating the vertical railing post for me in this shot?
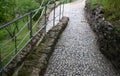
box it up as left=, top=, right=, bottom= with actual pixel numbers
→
left=0, top=48, right=2, bottom=76
left=15, top=35, right=17, bottom=54
left=30, top=11, right=33, bottom=39
left=62, top=0, right=65, bottom=17
left=30, top=11, right=33, bottom=51
left=14, top=24, right=17, bottom=54
left=59, top=2, right=62, bottom=21
left=44, top=5, right=47, bottom=34
left=53, top=1, right=56, bottom=26
left=15, top=22, right=19, bottom=32
left=27, top=16, right=30, bottom=30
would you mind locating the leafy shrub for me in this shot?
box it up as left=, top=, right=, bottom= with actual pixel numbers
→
left=15, top=0, right=40, bottom=15
left=89, top=0, right=120, bottom=21
left=0, top=30, right=8, bottom=40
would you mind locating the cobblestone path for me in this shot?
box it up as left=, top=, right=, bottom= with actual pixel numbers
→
left=44, top=0, right=120, bottom=76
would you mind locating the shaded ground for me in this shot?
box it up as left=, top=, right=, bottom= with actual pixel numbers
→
left=44, top=0, right=120, bottom=75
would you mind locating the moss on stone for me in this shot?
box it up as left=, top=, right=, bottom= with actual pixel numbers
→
left=17, top=17, right=69, bottom=76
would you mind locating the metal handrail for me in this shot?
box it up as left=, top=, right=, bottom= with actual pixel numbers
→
left=0, top=0, right=66, bottom=74
left=0, top=12, right=30, bottom=30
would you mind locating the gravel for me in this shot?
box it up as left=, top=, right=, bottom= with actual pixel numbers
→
left=44, top=0, right=120, bottom=76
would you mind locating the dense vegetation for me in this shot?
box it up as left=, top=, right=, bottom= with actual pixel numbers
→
left=89, top=0, right=120, bottom=21
left=0, top=0, right=39, bottom=25
left=0, top=0, right=15, bottom=24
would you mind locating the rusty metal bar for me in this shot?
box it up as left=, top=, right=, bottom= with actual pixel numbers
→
left=59, top=2, right=62, bottom=21
left=0, top=48, right=2, bottom=74
left=0, top=0, right=66, bottom=74
left=0, top=12, right=30, bottom=30
left=53, top=1, right=56, bottom=26
left=15, top=35, right=17, bottom=54
left=29, top=11, right=33, bottom=52
left=62, top=0, right=65, bottom=17
left=44, top=5, right=47, bottom=33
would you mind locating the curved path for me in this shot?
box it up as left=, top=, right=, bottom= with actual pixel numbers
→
left=45, top=0, right=120, bottom=76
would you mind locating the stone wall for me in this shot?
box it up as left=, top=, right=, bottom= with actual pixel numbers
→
left=17, top=17, right=69, bottom=76
left=85, top=2, right=120, bottom=71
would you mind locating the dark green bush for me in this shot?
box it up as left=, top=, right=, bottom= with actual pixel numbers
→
left=89, top=0, right=120, bottom=21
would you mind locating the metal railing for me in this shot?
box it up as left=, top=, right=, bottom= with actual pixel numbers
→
left=0, top=0, right=67, bottom=74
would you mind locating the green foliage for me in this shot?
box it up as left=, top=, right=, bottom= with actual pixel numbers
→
left=66, top=0, right=73, bottom=3
left=36, top=0, right=58, bottom=5
left=0, top=30, right=8, bottom=40
left=15, top=0, right=39, bottom=14
left=89, top=0, right=120, bottom=21
left=36, top=0, right=48, bottom=5
left=0, top=0, right=15, bottom=24
left=0, top=0, right=39, bottom=25
left=107, top=14, right=116, bottom=21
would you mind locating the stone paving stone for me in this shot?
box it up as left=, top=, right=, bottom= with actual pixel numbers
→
left=45, top=0, right=120, bottom=76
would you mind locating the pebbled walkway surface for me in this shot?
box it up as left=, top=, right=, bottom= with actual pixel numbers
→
left=44, top=0, right=120, bottom=76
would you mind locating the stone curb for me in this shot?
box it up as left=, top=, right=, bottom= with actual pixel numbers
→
left=17, top=17, right=69, bottom=76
